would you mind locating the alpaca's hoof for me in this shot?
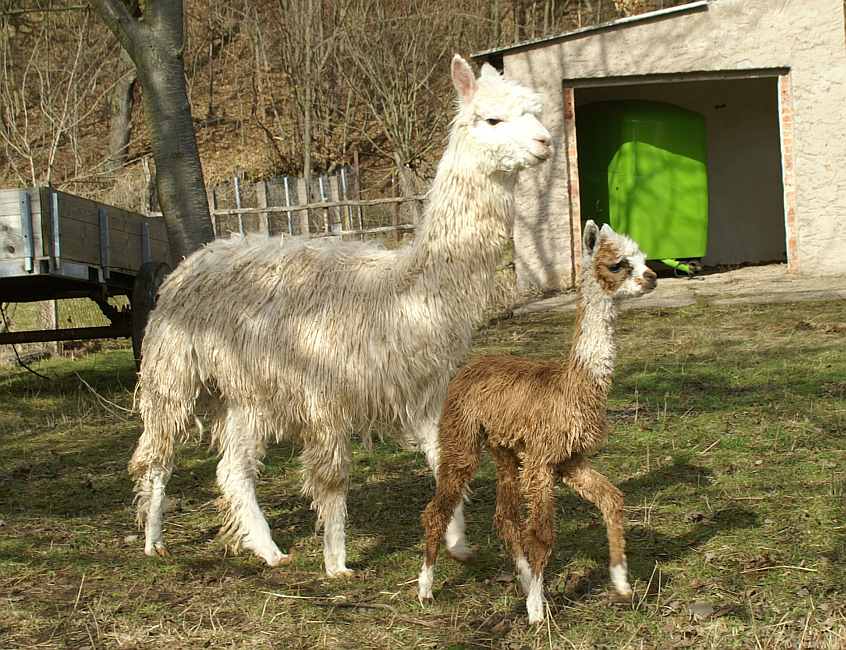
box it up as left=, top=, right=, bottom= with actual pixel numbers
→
left=525, top=578, right=546, bottom=623
left=527, top=607, right=546, bottom=625
left=609, top=588, right=634, bottom=604
left=446, top=543, right=477, bottom=563
left=326, top=567, right=354, bottom=579
left=145, top=543, right=170, bottom=558
left=609, top=564, right=632, bottom=602
left=268, top=552, right=293, bottom=568
left=418, top=563, right=435, bottom=603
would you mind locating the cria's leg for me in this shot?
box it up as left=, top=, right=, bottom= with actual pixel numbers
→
left=301, top=433, right=353, bottom=577
left=560, top=456, right=632, bottom=600
left=417, top=413, right=473, bottom=561
left=418, top=435, right=481, bottom=602
left=489, top=447, right=531, bottom=595
left=521, top=463, right=556, bottom=624
left=216, top=407, right=290, bottom=567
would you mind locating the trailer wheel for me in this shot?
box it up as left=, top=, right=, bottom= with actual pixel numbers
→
left=131, top=262, right=171, bottom=369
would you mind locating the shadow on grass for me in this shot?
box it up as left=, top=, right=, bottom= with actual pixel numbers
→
left=339, top=457, right=755, bottom=597
left=0, top=331, right=830, bottom=599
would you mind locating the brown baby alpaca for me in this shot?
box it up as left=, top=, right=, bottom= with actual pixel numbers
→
left=418, top=220, right=657, bottom=623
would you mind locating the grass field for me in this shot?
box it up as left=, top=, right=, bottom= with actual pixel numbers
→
left=0, top=300, right=844, bottom=649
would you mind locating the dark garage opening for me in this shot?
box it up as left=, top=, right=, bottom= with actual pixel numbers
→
left=574, top=76, right=787, bottom=268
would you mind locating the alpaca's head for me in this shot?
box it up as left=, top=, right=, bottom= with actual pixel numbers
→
left=450, top=55, right=551, bottom=173
left=581, top=220, right=657, bottom=300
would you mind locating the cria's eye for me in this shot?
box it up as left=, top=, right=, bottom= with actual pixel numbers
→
left=485, top=118, right=503, bottom=126
left=608, top=262, right=623, bottom=273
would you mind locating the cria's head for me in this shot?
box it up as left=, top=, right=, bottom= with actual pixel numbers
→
left=581, top=220, right=657, bottom=299
left=450, top=55, right=551, bottom=173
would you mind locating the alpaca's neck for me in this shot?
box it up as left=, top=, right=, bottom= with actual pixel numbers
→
left=407, top=127, right=513, bottom=279
left=568, top=273, right=618, bottom=388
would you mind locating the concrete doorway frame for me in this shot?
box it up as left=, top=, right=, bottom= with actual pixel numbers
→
left=561, top=68, right=798, bottom=285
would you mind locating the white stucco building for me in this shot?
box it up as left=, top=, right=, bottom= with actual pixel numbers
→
left=474, top=0, right=846, bottom=290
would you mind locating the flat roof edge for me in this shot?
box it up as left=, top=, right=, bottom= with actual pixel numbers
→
left=471, top=0, right=710, bottom=61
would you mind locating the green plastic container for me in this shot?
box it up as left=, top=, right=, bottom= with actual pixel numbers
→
left=576, top=100, right=709, bottom=261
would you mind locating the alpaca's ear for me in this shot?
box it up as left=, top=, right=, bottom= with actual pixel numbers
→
left=599, top=223, right=614, bottom=238
left=583, top=220, right=599, bottom=254
left=451, top=55, right=477, bottom=104
left=480, top=63, right=500, bottom=79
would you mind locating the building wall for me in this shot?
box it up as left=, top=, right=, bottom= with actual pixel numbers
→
left=501, top=0, right=846, bottom=289
left=575, top=77, right=786, bottom=267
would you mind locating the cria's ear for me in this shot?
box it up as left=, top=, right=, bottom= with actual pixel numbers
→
left=583, top=220, right=599, bottom=254
left=451, top=55, right=477, bottom=104
left=480, top=62, right=500, bottom=79
left=599, top=223, right=614, bottom=239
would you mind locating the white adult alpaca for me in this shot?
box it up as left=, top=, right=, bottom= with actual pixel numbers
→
left=130, top=55, right=551, bottom=576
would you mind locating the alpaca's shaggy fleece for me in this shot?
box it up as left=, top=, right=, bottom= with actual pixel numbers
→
left=419, top=221, right=657, bottom=623
left=129, top=55, right=551, bottom=575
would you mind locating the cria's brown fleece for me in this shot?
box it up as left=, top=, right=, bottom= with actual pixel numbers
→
left=422, top=354, right=621, bottom=574
left=421, top=221, right=656, bottom=615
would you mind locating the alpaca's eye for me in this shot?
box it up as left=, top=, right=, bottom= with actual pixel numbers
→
left=486, top=118, right=503, bottom=126
left=608, top=262, right=623, bottom=273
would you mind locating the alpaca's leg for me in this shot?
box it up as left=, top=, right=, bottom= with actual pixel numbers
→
left=136, top=464, right=172, bottom=557
left=418, top=445, right=481, bottom=602
left=521, top=463, right=556, bottom=624
left=129, top=423, right=176, bottom=558
left=560, top=457, right=632, bottom=600
left=216, top=407, right=290, bottom=567
left=490, top=447, right=531, bottom=594
left=301, top=433, right=353, bottom=577
left=416, top=413, right=473, bottom=561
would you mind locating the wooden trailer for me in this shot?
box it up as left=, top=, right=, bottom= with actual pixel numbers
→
left=0, top=187, right=172, bottom=363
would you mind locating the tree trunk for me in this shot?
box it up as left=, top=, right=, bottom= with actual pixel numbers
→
left=107, top=52, right=136, bottom=173
left=92, top=0, right=214, bottom=262
left=134, top=52, right=214, bottom=258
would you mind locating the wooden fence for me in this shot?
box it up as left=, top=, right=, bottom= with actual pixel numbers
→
left=148, top=165, right=425, bottom=240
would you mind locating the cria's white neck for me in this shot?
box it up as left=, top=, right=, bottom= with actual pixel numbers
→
left=571, top=281, right=618, bottom=383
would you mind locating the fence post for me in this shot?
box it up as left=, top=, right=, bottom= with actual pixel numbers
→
left=255, top=180, right=270, bottom=236
left=296, top=177, right=309, bottom=236
left=391, top=175, right=401, bottom=243
left=339, top=166, right=351, bottom=232
left=353, top=150, right=363, bottom=231
left=206, top=187, right=218, bottom=238
left=318, top=175, right=330, bottom=233
left=328, top=173, right=343, bottom=234
left=283, top=176, right=293, bottom=235
left=234, top=174, right=244, bottom=236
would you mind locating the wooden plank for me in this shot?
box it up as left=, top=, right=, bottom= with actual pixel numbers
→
left=255, top=180, right=270, bottom=235
left=58, top=217, right=101, bottom=266
left=106, top=207, right=143, bottom=271
left=108, top=207, right=143, bottom=237
left=0, top=191, right=24, bottom=216
left=0, top=189, right=44, bottom=261
left=0, top=215, right=26, bottom=262
left=107, top=229, right=142, bottom=272
left=56, top=191, right=99, bottom=225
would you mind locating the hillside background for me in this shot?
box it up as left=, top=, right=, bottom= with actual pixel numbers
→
left=1, top=0, right=687, bottom=210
